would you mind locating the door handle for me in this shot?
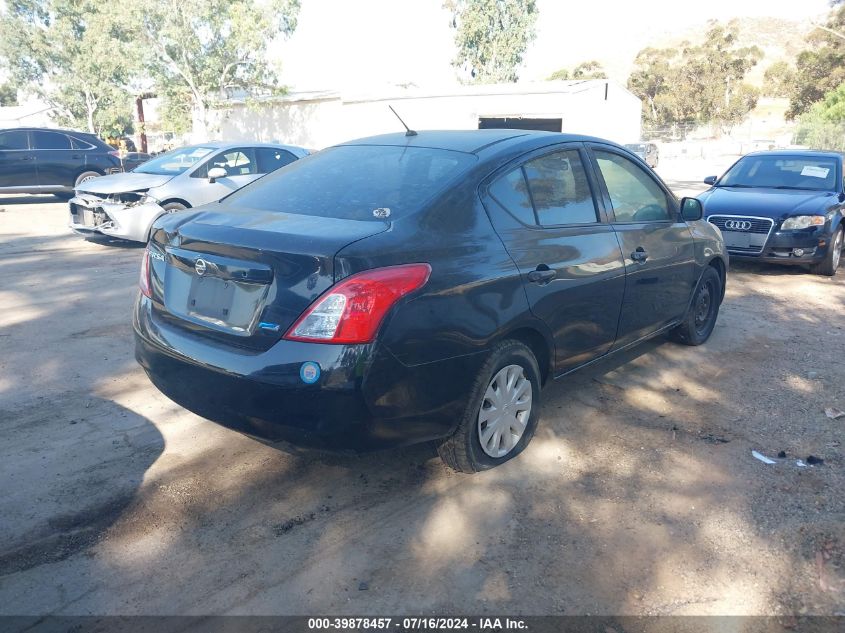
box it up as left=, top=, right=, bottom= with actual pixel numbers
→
left=527, top=267, right=556, bottom=284
left=631, top=248, right=648, bottom=263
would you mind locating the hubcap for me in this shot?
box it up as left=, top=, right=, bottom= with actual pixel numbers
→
left=833, top=232, right=842, bottom=270
left=694, top=282, right=713, bottom=333
left=477, top=364, right=532, bottom=459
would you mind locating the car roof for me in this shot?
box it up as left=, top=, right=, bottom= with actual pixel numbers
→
left=338, top=129, right=618, bottom=155
left=742, top=149, right=844, bottom=159
left=183, top=140, right=307, bottom=152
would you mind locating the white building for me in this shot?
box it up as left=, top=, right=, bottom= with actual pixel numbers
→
left=206, top=80, right=642, bottom=149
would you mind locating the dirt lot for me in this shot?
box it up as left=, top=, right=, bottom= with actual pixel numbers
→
left=1, top=179, right=844, bottom=618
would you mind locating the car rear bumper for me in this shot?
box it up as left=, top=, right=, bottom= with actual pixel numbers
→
left=69, top=195, right=163, bottom=243
left=133, top=295, right=483, bottom=450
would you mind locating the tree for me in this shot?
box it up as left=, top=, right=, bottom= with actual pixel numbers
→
left=762, top=61, right=796, bottom=98
left=122, top=0, right=300, bottom=136
left=786, top=5, right=845, bottom=119
left=548, top=60, right=607, bottom=81
left=794, top=83, right=845, bottom=150
left=445, top=0, right=538, bottom=83
left=0, top=82, right=18, bottom=106
left=0, top=1, right=137, bottom=135
left=627, top=22, right=762, bottom=134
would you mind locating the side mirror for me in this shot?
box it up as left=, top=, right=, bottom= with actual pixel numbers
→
left=208, top=166, right=227, bottom=183
left=681, top=197, right=703, bottom=221
left=703, top=175, right=717, bottom=186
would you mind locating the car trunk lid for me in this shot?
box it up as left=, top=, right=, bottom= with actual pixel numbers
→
left=149, top=207, right=389, bottom=350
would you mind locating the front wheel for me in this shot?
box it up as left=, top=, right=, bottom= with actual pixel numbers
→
left=437, top=340, right=541, bottom=473
left=810, top=228, right=843, bottom=276
left=161, top=202, right=187, bottom=212
left=670, top=266, right=722, bottom=346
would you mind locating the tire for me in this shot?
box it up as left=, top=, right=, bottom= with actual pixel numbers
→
left=74, top=171, right=102, bottom=188
left=670, top=266, right=722, bottom=346
left=161, top=202, right=187, bottom=212
left=810, top=228, right=843, bottom=276
left=437, top=340, right=541, bottom=473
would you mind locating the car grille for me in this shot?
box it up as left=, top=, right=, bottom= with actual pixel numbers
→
left=708, top=216, right=773, bottom=234
left=707, top=215, right=774, bottom=255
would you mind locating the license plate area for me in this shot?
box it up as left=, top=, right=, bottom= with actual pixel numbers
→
left=163, top=264, right=271, bottom=336
left=188, top=277, right=236, bottom=324
left=722, top=231, right=767, bottom=251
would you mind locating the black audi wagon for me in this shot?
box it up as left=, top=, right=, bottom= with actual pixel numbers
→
left=134, top=130, right=727, bottom=472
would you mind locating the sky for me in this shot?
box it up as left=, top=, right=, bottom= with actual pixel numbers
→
left=272, top=0, right=832, bottom=91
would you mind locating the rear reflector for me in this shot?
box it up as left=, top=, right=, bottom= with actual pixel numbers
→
left=139, top=247, right=152, bottom=298
left=284, top=263, right=431, bottom=344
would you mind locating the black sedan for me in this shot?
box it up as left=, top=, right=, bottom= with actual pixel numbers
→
left=134, top=130, right=727, bottom=472
left=699, top=150, right=845, bottom=275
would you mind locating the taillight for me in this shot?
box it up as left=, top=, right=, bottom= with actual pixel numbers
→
left=139, top=247, right=152, bottom=298
left=108, top=150, right=120, bottom=158
left=284, top=263, right=431, bottom=344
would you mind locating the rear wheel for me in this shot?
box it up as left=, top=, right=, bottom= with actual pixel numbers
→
left=437, top=340, right=541, bottom=473
left=670, top=266, right=722, bottom=346
left=810, top=228, right=843, bottom=276
left=75, top=170, right=101, bottom=188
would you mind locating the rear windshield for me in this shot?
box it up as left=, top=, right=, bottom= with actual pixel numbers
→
left=222, top=145, right=477, bottom=220
left=718, top=155, right=839, bottom=191
left=134, top=146, right=214, bottom=176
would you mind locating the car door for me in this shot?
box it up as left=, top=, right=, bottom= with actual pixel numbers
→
left=482, top=144, right=626, bottom=374
left=187, top=147, right=260, bottom=206
left=0, top=129, right=36, bottom=188
left=31, top=130, right=80, bottom=187
left=587, top=144, right=696, bottom=348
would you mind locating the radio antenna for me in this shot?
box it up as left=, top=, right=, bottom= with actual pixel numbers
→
left=389, top=105, right=417, bottom=137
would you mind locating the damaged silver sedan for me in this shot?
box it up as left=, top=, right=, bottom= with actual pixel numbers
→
left=69, top=141, right=309, bottom=243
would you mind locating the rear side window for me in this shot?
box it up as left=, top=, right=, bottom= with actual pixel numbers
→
left=488, top=168, right=535, bottom=225
left=32, top=130, right=72, bottom=150
left=524, top=150, right=598, bottom=225
left=594, top=150, right=671, bottom=222
left=223, top=145, right=477, bottom=221
left=255, top=147, right=297, bottom=173
left=69, top=135, right=96, bottom=150
left=0, top=130, right=29, bottom=150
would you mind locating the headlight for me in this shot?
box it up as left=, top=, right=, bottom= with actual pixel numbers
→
left=780, top=215, right=825, bottom=230
left=127, top=192, right=157, bottom=207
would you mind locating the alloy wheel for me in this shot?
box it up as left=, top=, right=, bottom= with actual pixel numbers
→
left=477, top=364, right=532, bottom=458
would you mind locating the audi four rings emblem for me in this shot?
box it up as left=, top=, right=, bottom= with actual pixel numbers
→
left=724, top=220, right=752, bottom=231
left=194, top=258, right=208, bottom=276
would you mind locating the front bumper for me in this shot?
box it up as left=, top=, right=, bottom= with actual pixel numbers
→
left=133, top=295, right=483, bottom=450
left=728, top=228, right=832, bottom=264
left=69, top=194, right=164, bottom=243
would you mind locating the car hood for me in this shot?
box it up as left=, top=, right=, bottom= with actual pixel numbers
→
left=698, top=186, right=840, bottom=220
left=76, top=172, right=173, bottom=194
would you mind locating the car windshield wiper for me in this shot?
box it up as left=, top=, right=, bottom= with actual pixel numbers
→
left=720, top=183, right=755, bottom=188
left=770, top=185, right=818, bottom=191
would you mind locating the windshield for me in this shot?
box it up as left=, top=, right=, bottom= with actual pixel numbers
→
left=718, top=155, right=838, bottom=191
left=223, top=145, right=478, bottom=220
left=133, top=146, right=214, bottom=176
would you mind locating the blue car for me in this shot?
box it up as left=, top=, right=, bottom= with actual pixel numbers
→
left=699, top=150, right=845, bottom=275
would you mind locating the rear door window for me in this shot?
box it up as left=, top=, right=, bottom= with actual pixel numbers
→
left=594, top=150, right=671, bottom=222
left=523, top=150, right=598, bottom=226
left=32, top=130, right=72, bottom=150
left=488, top=168, right=536, bottom=225
left=255, top=147, right=298, bottom=173
left=0, top=130, right=30, bottom=150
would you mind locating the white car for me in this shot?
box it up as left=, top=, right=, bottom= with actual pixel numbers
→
left=69, top=141, right=309, bottom=243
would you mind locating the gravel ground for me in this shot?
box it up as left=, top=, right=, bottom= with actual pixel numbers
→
left=0, top=178, right=843, bottom=617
